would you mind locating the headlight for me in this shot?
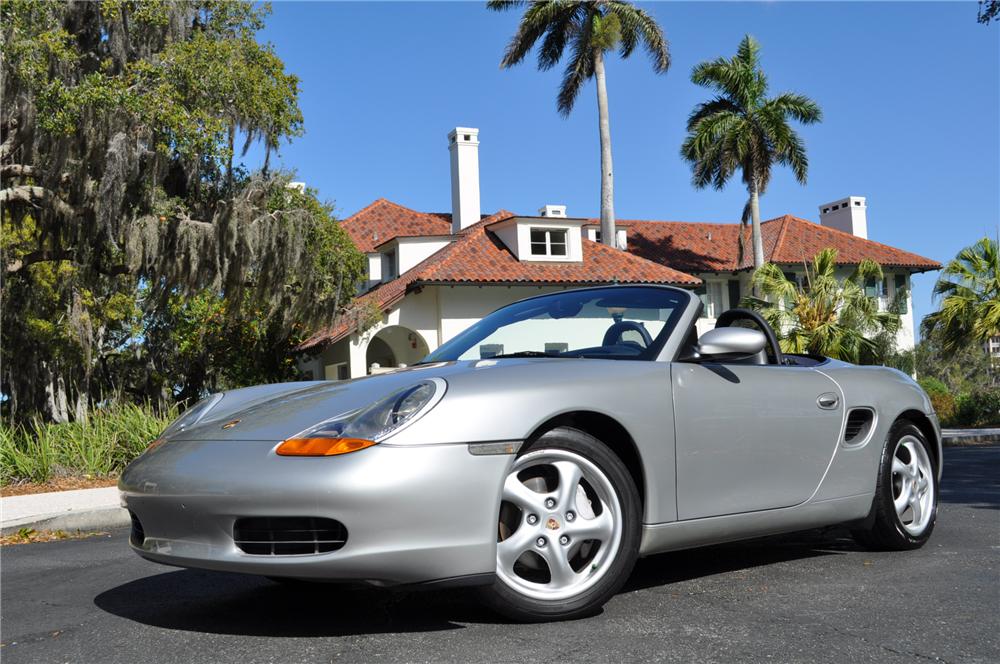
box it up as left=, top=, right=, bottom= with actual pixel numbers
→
left=160, top=393, right=224, bottom=439
left=276, top=379, right=445, bottom=456
left=143, top=393, right=223, bottom=454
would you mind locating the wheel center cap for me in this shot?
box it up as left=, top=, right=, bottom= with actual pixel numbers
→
left=545, top=517, right=560, bottom=530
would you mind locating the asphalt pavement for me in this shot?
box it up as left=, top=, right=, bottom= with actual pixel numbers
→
left=2, top=446, right=998, bottom=664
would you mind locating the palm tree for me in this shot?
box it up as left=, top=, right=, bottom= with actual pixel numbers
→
left=487, top=1, right=669, bottom=248
left=681, top=35, right=821, bottom=271
left=748, top=248, right=903, bottom=364
left=922, top=236, right=1000, bottom=355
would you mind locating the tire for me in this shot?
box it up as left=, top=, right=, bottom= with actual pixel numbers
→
left=479, top=426, right=641, bottom=622
left=852, top=419, right=938, bottom=551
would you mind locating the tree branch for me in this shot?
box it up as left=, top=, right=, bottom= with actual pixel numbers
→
left=0, top=185, right=76, bottom=218
left=0, top=164, right=34, bottom=179
left=6, top=248, right=131, bottom=276
left=5, top=249, right=74, bottom=273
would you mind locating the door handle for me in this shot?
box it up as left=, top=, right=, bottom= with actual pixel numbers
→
left=817, top=393, right=840, bottom=410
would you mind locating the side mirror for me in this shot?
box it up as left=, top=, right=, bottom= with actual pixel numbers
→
left=684, top=327, right=767, bottom=361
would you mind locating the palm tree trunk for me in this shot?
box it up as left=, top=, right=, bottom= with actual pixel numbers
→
left=594, top=48, right=616, bottom=248
left=750, top=179, right=764, bottom=269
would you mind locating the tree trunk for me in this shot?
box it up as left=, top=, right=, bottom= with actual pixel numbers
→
left=593, top=48, right=616, bottom=249
left=750, top=179, right=764, bottom=270
left=43, top=362, right=70, bottom=423
left=227, top=124, right=235, bottom=188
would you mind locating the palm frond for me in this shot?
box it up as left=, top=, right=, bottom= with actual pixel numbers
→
left=761, top=92, right=822, bottom=124
left=496, top=1, right=572, bottom=69
left=556, top=10, right=596, bottom=116
left=607, top=2, right=670, bottom=72
left=537, top=7, right=582, bottom=71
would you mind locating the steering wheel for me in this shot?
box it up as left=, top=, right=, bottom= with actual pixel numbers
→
left=602, top=320, right=653, bottom=349
left=714, top=308, right=784, bottom=365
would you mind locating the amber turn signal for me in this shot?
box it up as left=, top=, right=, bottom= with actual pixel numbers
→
left=275, top=437, right=377, bottom=456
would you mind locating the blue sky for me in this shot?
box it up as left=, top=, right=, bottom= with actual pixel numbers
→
left=248, top=1, right=999, bottom=332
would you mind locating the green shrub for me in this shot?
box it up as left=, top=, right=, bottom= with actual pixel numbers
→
left=0, top=402, right=177, bottom=486
left=919, top=377, right=957, bottom=425
left=954, top=387, right=1000, bottom=427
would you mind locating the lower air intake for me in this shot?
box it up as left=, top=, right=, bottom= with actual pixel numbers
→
left=233, top=517, right=347, bottom=556
left=129, top=511, right=145, bottom=547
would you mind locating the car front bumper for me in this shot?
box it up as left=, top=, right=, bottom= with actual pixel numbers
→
left=119, top=440, right=513, bottom=586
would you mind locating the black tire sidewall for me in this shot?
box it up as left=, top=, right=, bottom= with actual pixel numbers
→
left=872, top=421, right=938, bottom=549
left=481, top=426, right=642, bottom=622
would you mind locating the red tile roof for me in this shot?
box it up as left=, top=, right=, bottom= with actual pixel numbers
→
left=623, top=215, right=941, bottom=273
left=765, top=215, right=941, bottom=270
left=340, top=198, right=453, bottom=253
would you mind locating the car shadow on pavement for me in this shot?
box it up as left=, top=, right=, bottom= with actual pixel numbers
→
left=93, top=529, right=856, bottom=636
left=622, top=529, right=855, bottom=594
left=94, top=569, right=492, bottom=636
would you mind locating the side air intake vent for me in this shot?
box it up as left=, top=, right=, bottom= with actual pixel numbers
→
left=234, top=517, right=347, bottom=556
left=844, top=408, right=875, bottom=444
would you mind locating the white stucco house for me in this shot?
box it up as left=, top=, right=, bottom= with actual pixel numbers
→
left=296, top=127, right=940, bottom=380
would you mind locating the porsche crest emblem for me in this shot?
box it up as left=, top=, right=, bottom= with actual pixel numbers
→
left=545, top=518, right=560, bottom=530
left=221, top=419, right=241, bottom=430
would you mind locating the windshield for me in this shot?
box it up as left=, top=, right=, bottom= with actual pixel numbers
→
left=422, top=286, right=690, bottom=362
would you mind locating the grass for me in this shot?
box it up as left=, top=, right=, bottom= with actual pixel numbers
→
left=0, top=402, right=177, bottom=486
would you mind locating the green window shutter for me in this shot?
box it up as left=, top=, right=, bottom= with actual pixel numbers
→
left=894, top=274, right=908, bottom=313
left=864, top=277, right=877, bottom=298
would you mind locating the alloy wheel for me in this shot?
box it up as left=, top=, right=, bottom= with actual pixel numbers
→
left=495, top=448, right=623, bottom=601
left=891, top=435, right=935, bottom=536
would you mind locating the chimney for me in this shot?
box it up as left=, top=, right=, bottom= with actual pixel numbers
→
left=448, top=127, right=480, bottom=233
left=819, top=196, right=868, bottom=238
left=538, top=204, right=567, bottom=218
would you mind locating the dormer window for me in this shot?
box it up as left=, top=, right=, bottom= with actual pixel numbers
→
left=530, top=228, right=568, bottom=257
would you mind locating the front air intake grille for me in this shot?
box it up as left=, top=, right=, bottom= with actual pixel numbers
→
left=233, top=517, right=347, bottom=556
left=844, top=408, right=875, bottom=443
left=129, top=511, right=145, bottom=547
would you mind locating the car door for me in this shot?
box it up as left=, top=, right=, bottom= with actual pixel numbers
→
left=671, top=361, right=843, bottom=520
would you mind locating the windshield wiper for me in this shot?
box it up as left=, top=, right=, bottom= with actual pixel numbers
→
left=487, top=351, right=557, bottom=359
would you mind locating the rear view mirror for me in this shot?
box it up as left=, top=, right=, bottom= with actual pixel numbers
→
left=688, top=327, right=767, bottom=361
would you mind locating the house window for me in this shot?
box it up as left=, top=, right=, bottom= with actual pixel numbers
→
left=696, top=282, right=725, bottom=319
left=893, top=274, right=909, bottom=314
left=530, top=228, right=568, bottom=257
left=383, top=250, right=397, bottom=280
left=544, top=342, right=569, bottom=354
left=479, top=343, right=504, bottom=359
left=864, top=277, right=887, bottom=298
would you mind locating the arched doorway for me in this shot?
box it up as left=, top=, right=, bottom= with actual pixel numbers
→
left=365, top=326, right=430, bottom=374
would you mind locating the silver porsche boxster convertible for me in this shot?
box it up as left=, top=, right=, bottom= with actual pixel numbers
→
left=120, top=285, right=941, bottom=621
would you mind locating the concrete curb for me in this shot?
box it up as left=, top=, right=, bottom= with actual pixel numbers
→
left=942, top=429, right=1000, bottom=446
left=1, top=486, right=127, bottom=536
left=1, top=506, right=130, bottom=535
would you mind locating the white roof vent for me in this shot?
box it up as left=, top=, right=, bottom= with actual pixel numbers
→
left=538, top=204, right=567, bottom=218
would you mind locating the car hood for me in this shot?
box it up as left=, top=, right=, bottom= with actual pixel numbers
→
left=169, top=358, right=594, bottom=442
